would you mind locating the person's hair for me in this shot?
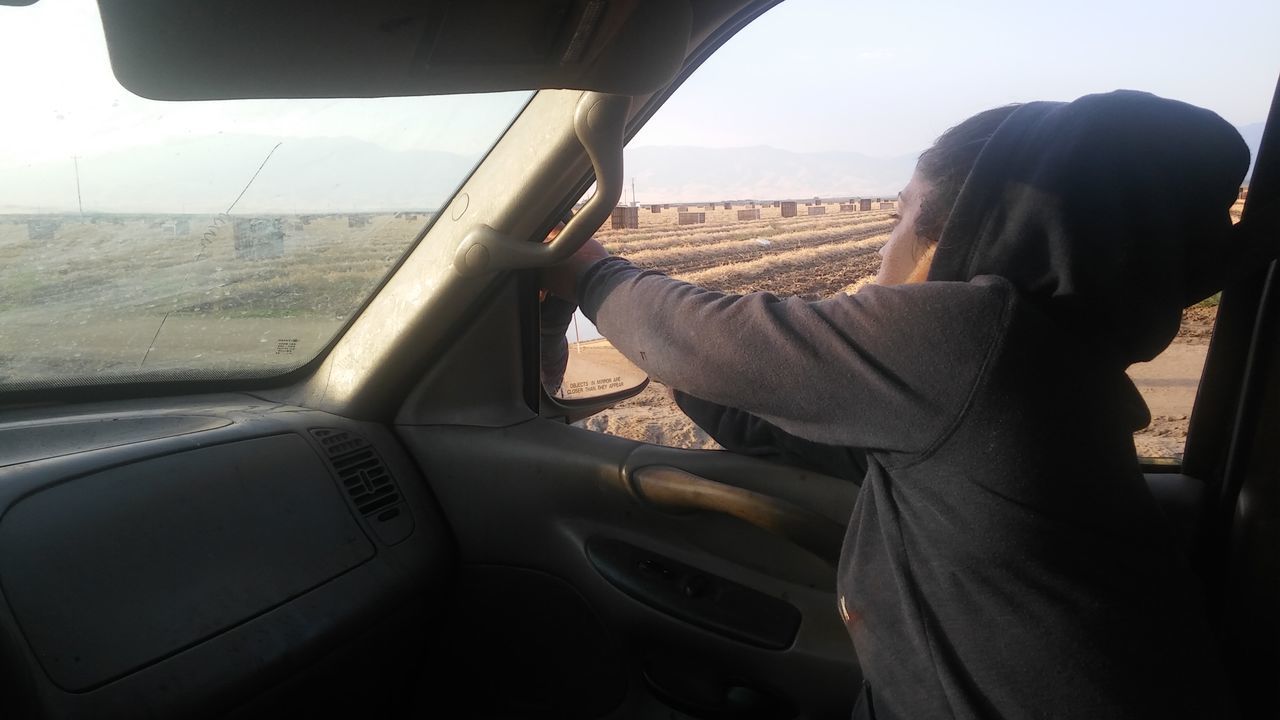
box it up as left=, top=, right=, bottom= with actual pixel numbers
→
left=914, top=104, right=1022, bottom=242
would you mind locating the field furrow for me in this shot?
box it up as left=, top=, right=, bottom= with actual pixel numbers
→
left=638, top=223, right=887, bottom=281
left=621, top=218, right=891, bottom=266
left=598, top=210, right=895, bottom=252
left=677, top=233, right=887, bottom=298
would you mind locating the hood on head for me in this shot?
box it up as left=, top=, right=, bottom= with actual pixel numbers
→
left=926, top=90, right=1251, bottom=364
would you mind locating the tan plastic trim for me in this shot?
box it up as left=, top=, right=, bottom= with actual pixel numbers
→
left=630, top=465, right=846, bottom=566
left=453, top=93, right=631, bottom=275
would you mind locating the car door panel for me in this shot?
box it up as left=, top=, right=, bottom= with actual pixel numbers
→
left=398, top=417, right=862, bottom=719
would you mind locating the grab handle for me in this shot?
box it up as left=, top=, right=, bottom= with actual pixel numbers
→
left=454, top=92, right=630, bottom=274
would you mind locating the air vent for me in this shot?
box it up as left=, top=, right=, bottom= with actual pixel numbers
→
left=309, top=427, right=370, bottom=458
left=309, top=428, right=414, bottom=545
left=334, top=448, right=399, bottom=515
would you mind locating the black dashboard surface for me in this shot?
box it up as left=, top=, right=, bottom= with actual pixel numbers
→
left=0, top=395, right=451, bottom=719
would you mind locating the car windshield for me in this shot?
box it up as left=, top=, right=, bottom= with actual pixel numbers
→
left=0, top=1, right=532, bottom=392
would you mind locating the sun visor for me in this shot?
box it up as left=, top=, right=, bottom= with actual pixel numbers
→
left=95, top=0, right=692, bottom=100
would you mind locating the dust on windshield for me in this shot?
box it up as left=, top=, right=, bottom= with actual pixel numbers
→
left=0, top=1, right=531, bottom=391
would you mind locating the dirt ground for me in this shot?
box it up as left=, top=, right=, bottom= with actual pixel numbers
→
left=1127, top=305, right=1218, bottom=458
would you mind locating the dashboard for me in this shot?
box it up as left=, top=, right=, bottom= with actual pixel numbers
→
left=0, top=395, right=451, bottom=719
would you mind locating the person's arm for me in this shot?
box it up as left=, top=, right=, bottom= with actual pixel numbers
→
left=674, top=390, right=868, bottom=481
left=577, top=256, right=1014, bottom=454
left=538, top=294, right=577, bottom=397
left=536, top=215, right=585, bottom=397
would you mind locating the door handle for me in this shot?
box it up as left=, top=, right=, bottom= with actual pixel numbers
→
left=629, top=465, right=846, bottom=566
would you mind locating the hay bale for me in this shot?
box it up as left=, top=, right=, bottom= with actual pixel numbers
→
left=27, top=219, right=59, bottom=241
left=234, top=218, right=285, bottom=259
left=610, top=206, right=639, bottom=229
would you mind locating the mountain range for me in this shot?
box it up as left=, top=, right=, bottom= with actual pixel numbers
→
left=628, top=122, right=1265, bottom=204
left=0, top=124, right=1263, bottom=214
left=0, top=136, right=476, bottom=215
left=622, top=145, right=917, bottom=204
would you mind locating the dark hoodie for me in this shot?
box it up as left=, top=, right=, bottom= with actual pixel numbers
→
left=576, top=91, right=1256, bottom=719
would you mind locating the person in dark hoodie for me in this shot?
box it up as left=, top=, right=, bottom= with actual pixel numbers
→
left=541, top=90, right=1269, bottom=718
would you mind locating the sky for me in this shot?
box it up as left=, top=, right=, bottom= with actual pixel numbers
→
left=631, top=0, right=1279, bottom=154
left=0, top=1, right=530, bottom=170
left=0, top=0, right=1275, bottom=212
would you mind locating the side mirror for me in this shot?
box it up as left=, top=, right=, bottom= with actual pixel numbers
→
left=540, top=306, right=648, bottom=424
left=542, top=377, right=651, bottom=425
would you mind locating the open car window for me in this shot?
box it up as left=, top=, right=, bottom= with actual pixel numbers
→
left=549, top=0, right=1273, bottom=463
left=0, top=1, right=532, bottom=393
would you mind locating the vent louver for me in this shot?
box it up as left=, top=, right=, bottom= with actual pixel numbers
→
left=309, top=428, right=413, bottom=545
left=311, top=427, right=368, bottom=458
left=335, top=447, right=399, bottom=515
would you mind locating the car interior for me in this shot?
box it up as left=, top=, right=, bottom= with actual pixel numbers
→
left=0, top=1, right=1275, bottom=718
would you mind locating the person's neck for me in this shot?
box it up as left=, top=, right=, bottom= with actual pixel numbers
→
left=905, top=244, right=938, bottom=284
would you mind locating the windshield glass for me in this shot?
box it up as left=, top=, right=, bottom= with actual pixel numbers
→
left=0, top=1, right=532, bottom=392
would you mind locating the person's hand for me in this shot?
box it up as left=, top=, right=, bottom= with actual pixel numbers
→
left=540, top=237, right=610, bottom=305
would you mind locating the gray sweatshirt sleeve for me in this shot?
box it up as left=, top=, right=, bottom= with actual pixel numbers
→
left=673, top=390, right=869, bottom=481
left=578, top=256, right=1013, bottom=455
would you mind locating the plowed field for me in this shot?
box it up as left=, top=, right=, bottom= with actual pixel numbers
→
left=594, top=205, right=892, bottom=297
